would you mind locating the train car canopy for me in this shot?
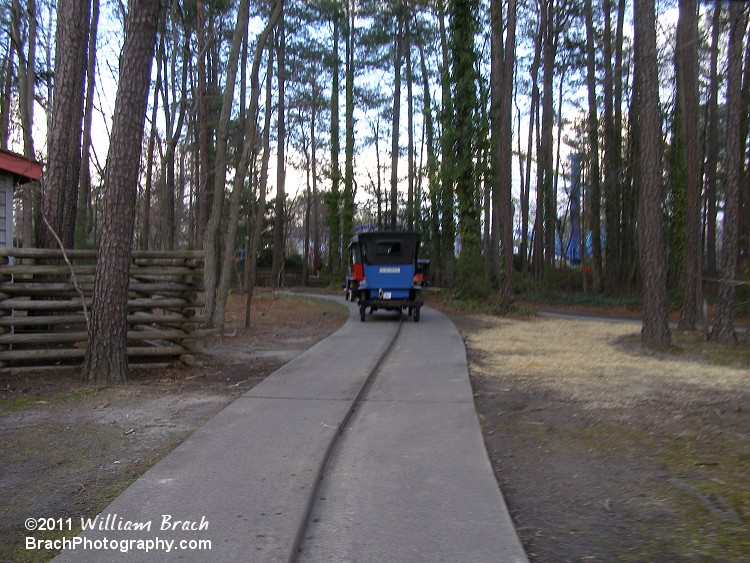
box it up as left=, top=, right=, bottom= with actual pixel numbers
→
left=358, top=231, right=420, bottom=266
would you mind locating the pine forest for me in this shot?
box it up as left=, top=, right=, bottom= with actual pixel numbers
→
left=1, top=0, right=749, bottom=380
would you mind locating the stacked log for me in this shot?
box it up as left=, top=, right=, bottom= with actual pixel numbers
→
left=0, top=249, right=208, bottom=369
left=0, top=255, right=8, bottom=368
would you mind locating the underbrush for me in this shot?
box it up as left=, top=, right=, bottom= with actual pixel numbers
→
left=423, top=287, right=534, bottom=317
left=522, top=290, right=643, bottom=310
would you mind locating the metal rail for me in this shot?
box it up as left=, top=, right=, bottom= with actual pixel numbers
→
left=287, top=313, right=404, bottom=563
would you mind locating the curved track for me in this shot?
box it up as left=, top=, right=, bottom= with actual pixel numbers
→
left=287, top=312, right=403, bottom=561
left=56, top=298, right=525, bottom=562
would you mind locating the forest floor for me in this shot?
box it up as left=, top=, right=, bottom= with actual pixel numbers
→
left=2, top=289, right=749, bottom=561
left=441, top=301, right=750, bottom=562
left=0, top=290, right=348, bottom=562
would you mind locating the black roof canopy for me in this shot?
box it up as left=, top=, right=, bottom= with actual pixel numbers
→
left=355, top=231, right=420, bottom=265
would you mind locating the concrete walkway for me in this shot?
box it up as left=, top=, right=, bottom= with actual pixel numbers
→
left=56, top=298, right=526, bottom=562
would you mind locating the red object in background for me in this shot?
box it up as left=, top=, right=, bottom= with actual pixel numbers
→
left=352, top=263, right=364, bottom=281
left=0, top=149, right=42, bottom=181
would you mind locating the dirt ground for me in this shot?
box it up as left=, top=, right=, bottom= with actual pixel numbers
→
left=3, top=290, right=749, bottom=562
left=449, top=310, right=750, bottom=562
left=0, top=290, right=348, bottom=562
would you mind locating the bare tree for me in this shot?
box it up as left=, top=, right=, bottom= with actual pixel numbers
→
left=76, top=0, right=99, bottom=247
left=157, top=2, right=190, bottom=250
left=10, top=0, right=37, bottom=248
left=490, top=0, right=516, bottom=302
left=213, top=0, right=284, bottom=330
left=83, top=0, right=164, bottom=384
left=676, top=0, right=702, bottom=331
left=245, top=40, right=275, bottom=329
left=271, top=5, right=286, bottom=287
left=390, top=13, right=403, bottom=229
left=204, top=0, right=257, bottom=322
left=521, top=11, right=541, bottom=276
left=704, top=2, right=722, bottom=277
left=634, top=0, right=670, bottom=349
left=584, top=0, right=603, bottom=292
left=195, top=0, right=211, bottom=248
left=41, top=0, right=90, bottom=250
left=713, top=2, right=747, bottom=343
left=141, top=21, right=164, bottom=250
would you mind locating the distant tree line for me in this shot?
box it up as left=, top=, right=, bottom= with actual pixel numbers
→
left=0, top=0, right=748, bottom=382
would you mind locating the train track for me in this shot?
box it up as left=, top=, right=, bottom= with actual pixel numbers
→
left=58, top=299, right=526, bottom=562
left=287, top=313, right=404, bottom=562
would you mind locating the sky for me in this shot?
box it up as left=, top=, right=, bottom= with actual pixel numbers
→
left=19, top=2, right=685, bottom=239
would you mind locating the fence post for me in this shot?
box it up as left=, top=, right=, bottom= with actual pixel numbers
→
left=0, top=254, right=9, bottom=368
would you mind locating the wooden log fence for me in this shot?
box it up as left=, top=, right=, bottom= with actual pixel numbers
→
left=0, top=248, right=209, bottom=369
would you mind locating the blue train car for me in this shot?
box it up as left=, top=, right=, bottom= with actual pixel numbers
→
left=351, top=231, right=424, bottom=322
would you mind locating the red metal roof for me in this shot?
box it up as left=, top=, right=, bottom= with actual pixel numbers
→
left=0, top=149, right=42, bottom=182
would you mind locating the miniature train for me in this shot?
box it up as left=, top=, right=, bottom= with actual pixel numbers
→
left=345, top=231, right=426, bottom=322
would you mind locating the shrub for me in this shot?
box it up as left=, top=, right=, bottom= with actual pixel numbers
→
left=452, top=248, right=489, bottom=300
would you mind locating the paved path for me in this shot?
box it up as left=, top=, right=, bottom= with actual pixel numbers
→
left=56, top=297, right=526, bottom=562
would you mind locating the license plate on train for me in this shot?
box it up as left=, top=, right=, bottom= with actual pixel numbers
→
left=383, top=292, right=392, bottom=299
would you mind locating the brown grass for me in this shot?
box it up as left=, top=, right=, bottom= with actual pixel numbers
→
left=467, top=316, right=750, bottom=411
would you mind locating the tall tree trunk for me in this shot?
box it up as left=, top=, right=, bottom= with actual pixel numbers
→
left=451, top=0, right=482, bottom=294
left=553, top=60, right=567, bottom=258
left=704, top=2, right=721, bottom=277
left=142, top=35, right=162, bottom=251
left=522, top=15, right=541, bottom=275
left=491, top=0, right=517, bottom=302
left=311, top=80, right=320, bottom=273
left=373, top=118, right=383, bottom=228
left=418, top=39, right=438, bottom=277
left=41, top=0, right=90, bottom=250
left=406, top=19, right=415, bottom=231
left=390, top=15, right=402, bottom=230
left=584, top=0, right=603, bottom=292
left=76, top=0, right=99, bottom=248
left=623, top=66, right=639, bottom=290
left=327, top=9, right=342, bottom=272
left=540, top=0, right=556, bottom=270
left=676, top=0, right=702, bottom=331
left=10, top=0, right=36, bottom=249
left=634, top=0, right=670, bottom=349
left=271, top=6, right=286, bottom=288
left=739, top=6, right=750, bottom=261
left=11, top=0, right=36, bottom=160
left=203, top=0, right=253, bottom=322
left=83, top=0, right=162, bottom=384
left=196, top=0, right=211, bottom=248
left=36, top=3, right=54, bottom=246
left=302, top=126, right=311, bottom=286
left=713, top=2, right=746, bottom=343
left=0, top=41, right=13, bottom=150
left=342, top=0, right=355, bottom=244
left=158, top=35, right=174, bottom=250
left=613, top=0, right=626, bottom=283
left=245, top=41, right=275, bottom=329
left=159, top=8, right=189, bottom=250
left=602, top=0, right=620, bottom=289
left=532, top=92, right=544, bottom=278
left=213, top=0, right=283, bottom=329
left=438, top=0, right=454, bottom=285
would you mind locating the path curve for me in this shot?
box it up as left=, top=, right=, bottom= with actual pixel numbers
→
left=55, top=297, right=526, bottom=562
